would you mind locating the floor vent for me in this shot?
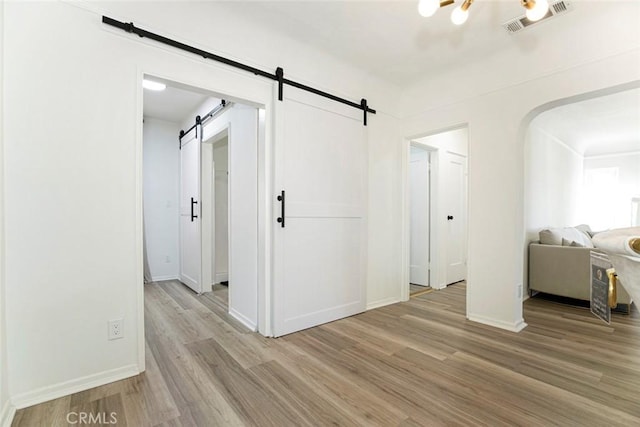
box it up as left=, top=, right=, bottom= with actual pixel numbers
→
left=502, top=0, right=574, bottom=35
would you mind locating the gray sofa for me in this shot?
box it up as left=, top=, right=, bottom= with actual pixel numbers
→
left=528, top=225, right=633, bottom=309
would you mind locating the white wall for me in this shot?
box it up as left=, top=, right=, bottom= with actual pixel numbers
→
left=143, top=118, right=180, bottom=281
left=0, top=0, right=12, bottom=423
left=3, top=0, right=400, bottom=404
left=401, top=3, right=640, bottom=331
left=201, top=103, right=259, bottom=331
left=213, top=140, right=229, bottom=283
left=366, top=112, right=404, bottom=309
left=584, top=152, right=640, bottom=230
left=525, top=125, right=585, bottom=242
left=413, top=128, right=468, bottom=290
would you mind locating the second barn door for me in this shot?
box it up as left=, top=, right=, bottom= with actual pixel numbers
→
left=179, top=128, right=202, bottom=293
left=273, top=87, right=368, bottom=337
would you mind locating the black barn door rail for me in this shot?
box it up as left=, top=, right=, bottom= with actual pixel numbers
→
left=102, top=16, right=376, bottom=125
left=179, top=99, right=228, bottom=148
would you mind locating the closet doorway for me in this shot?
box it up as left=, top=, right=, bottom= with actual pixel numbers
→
left=206, top=130, right=230, bottom=288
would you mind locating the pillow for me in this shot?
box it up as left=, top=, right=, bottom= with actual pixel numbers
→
left=574, top=224, right=592, bottom=237
left=539, top=228, right=563, bottom=245
left=562, top=238, right=585, bottom=248
left=540, top=227, right=594, bottom=248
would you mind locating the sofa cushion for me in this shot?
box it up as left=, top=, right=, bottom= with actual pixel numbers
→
left=540, top=227, right=594, bottom=248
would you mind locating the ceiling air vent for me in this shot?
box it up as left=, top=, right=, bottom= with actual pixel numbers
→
left=502, top=0, right=574, bottom=35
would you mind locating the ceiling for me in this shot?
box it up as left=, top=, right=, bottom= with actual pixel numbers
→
left=216, top=0, right=590, bottom=85
left=140, top=1, right=639, bottom=143
left=143, top=79, right=210, bottom=123
left=533, top=88, right=640, bottom=157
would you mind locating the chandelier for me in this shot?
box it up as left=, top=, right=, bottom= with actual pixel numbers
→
left=418, top=0, right=550, bottom=25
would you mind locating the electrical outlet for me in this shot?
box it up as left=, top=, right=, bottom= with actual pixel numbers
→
left=517, top=284, right=523, bottom=299
left=108, top=319, right=124, bottom=340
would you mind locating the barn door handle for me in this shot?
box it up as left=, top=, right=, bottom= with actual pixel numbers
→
left=191, top=197, right=198, bottom=222
left=277, top=190, right=285, bottom=228
left=447, top=215, right=454, bottom=220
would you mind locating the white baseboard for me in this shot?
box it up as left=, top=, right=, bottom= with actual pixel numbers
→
left=367, top=296, right=400, bottom=311
left=229, top=309, right=257, bottom=332
left=467, top=314, right=528, bottom=333
left=150, top=275, right=179, bottom=282
left=215, top=272, right=228, bottom=283
left=11, top=364, right=141, bottom=410
left=1, top=400, right=16, bottom=427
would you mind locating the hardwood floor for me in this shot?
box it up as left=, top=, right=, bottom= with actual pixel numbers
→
left=409, top=284, right=432, bottom=297
left=13, top=281, right=640, bottom=426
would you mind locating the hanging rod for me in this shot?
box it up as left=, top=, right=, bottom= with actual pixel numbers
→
left=201, top=99, right=229, bottom=126
left=179, top=100, right=230, bottom=149
left=179, top=99, right=228, bottom=142
left=102, top=16, right=376, bottom=125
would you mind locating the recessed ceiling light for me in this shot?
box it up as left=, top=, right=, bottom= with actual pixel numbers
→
left=143, top=79, right=166, bottom=91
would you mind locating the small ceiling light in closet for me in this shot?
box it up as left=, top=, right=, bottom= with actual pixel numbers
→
left=143, top=79, right=166, bottom=91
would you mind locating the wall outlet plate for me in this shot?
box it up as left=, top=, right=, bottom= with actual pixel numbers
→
left=108, top=319, right=124, bottom=340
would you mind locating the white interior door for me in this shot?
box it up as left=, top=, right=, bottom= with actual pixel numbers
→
left=179, top=129, right=202, bottom=293
left=273, top=87, right=367, bottom=337
left=445, top=151, right=467, bottom=284
left=410, top=148, right=430, bottom=286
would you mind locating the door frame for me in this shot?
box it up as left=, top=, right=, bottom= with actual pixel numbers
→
left=401, top=125, right=469, bottom=301
left=136, top=69, right=274, bottom=371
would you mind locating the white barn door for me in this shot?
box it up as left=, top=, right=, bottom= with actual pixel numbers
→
left=179, top=129, right=202, bottom=293
left=273, top=88, right=367, bottom=337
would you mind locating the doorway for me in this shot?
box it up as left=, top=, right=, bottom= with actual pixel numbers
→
left=212, top=133, right=229, bottom=286
left=143, top=76, right=261, bottom=333
left=405, top=127, right=469, bottom=299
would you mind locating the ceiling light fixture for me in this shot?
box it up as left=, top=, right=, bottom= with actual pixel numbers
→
left=142, top=79, right=166, bottom=91
left=418, top=0, right=551, bottom=25
left=521, top=0, right=550, bottom=21
left=418, top=0, right=440, bottom=18
left=418, top=0, right=455, bottom=18
left=451, top=0, right=473, bottom=25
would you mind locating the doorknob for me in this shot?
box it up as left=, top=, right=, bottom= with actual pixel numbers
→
left=277, top=190, right=285, bottom=228
left=447, top=215, right=454, bottom=220
left=191, top=198, right=198, bottom=222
